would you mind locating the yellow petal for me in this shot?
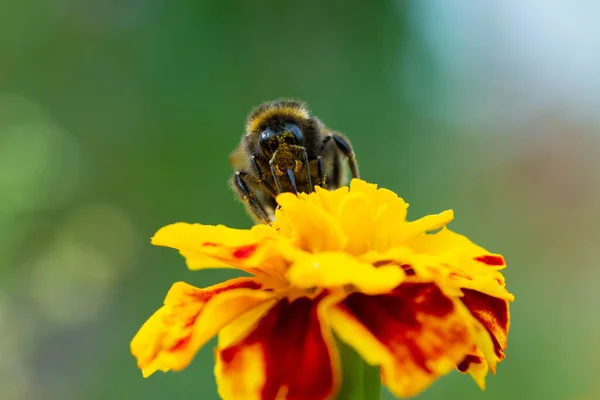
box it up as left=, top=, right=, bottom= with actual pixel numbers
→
left=151, top=223, right=287, bottom=277
left=349, top=179, right=379, bottom=198
left=371, top=190, right=409, bottom=251
left=275, top=193, right=347, bottom=252
left=337, top=192, right=376, bottom=255
left=391, top=210, right=454, bottom=245
left=287, top=251, right=405, bottom=295
left=312, top=185, right=349, bottom=215
left=407, top=226, right=489, bottom=261
left=152, top=223, right=256, bottom=249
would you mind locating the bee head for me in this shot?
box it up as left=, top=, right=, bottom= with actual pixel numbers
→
left=246, top=99, right=314, bottom=158
left=257, top=122, right=303, bottom=158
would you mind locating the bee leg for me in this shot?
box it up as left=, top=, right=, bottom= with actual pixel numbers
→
left=330, top=134, right=360, bottom=179
left=232, top=172, right=271, bottom=225
left=268, top=154, right=284, bottom=194
left=301, top=148, right=314, bottom=192
left=285, top=169, right=298, bottom=194
left=316, top=155, right=326, bottom=188
left=250, top=156, right=277, bottom=197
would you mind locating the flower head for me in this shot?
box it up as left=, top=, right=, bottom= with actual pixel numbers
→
left=131, top=179, right=513, bottom=399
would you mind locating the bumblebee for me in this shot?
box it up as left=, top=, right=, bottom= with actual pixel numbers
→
left=229, top=99, right=359, bottom=224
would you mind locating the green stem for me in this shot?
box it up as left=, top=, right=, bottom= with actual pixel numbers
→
left=336, top=336, right=381, bottom=400
left=362, top=358, right=381, bottom=400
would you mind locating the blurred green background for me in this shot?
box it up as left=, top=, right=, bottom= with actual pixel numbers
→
left=2, top=1, right=599, bottom=399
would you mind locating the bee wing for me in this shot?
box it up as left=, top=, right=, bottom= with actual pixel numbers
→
left=229, top=141, right=249, bottom=171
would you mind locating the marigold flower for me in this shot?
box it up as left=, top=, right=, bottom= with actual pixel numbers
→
left=131, top=179, right=513, bottom=399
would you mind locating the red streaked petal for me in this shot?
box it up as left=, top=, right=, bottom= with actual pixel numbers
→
left=331, top=282, right=474, bottom=398
left=130, top=278, right=274, bottom=377
left=457, top=354, right=482, bottom=373
left=475, top=255, right=505, bottom=267
left=216, top=294, right=339, bottom=400
left=457, top=350, right=489, bottom=390
left=461, top=289, right=510, bottom=362
left=151, top=223, right=288, bottom=277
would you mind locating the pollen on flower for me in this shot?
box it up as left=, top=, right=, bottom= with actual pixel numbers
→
left=131, top=179, right=513, bottom=400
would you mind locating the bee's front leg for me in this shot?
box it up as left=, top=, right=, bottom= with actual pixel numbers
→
left=324, top=134, right=360, bottom=180
left=316, top=155, right=326, bottom=188
left=300, top=147, right=314, bottom=193
left=268, top=150, right=284, bottom=194
left=250, top=156, right=278, bottom=197
left=231, top=171, right=272, bottom=225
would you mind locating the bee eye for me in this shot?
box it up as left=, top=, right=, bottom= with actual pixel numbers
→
left=259, top=129, right=275, bottom=157
left=285, top=123, right=303, bottom=145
